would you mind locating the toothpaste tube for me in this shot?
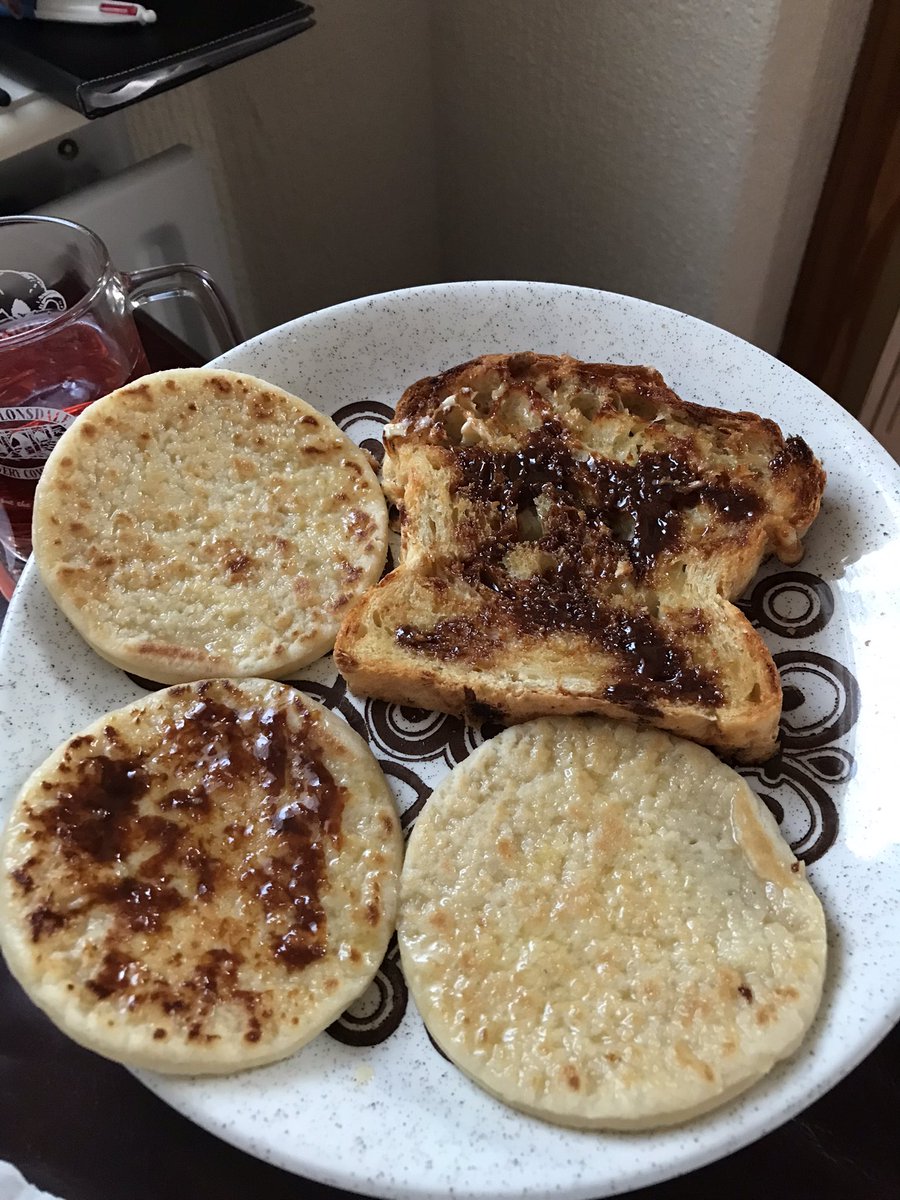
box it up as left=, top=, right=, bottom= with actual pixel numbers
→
left=0, top=1, right=157, bottom=21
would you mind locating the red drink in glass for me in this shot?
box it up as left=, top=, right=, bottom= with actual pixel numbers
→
left=0, top=314, right=149, bottom=559
left=0, top=215, right=239, bottom=572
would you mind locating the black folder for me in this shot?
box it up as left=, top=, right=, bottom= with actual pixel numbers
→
left=0, top=1, right=315, bottom=118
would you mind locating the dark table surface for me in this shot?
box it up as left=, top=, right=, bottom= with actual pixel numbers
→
left=1, top=319, right=897, bottom=1200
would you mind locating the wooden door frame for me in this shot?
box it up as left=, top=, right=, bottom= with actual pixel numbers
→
left=779, top=0, right=900, bottom=416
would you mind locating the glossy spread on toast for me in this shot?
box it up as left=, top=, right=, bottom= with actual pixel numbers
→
left=335, top=353, right=825, bottom=761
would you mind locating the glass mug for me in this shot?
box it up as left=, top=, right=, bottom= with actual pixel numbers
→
left=0, top=214, right=241, bottom=566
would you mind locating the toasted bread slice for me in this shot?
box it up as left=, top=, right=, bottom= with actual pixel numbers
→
left=334, top=353, right=825, bottom=762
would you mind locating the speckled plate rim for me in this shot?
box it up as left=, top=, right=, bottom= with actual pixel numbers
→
left=2, top=280, right=899, bottom=1200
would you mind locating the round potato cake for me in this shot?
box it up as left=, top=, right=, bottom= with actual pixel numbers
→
left=32, top=368, right=388, bottom=683
left=399, top=717, right=826, bottom=1128
left=0, top=679, right=403, bottom=1074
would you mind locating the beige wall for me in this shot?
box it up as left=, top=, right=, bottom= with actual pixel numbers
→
left=126, top=0, right=440, bottom=336
left=126, top=0, right=870, bottom=351
left=432, top=0, right=870, bottom=351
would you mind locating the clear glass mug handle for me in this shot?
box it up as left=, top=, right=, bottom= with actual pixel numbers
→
left=124, top=264, right=243, bottom=356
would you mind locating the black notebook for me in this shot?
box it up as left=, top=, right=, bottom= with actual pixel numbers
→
left=0, top=0, right=315, bottom=117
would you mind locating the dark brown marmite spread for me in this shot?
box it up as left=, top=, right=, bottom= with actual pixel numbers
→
left=20, top=684, right=345, bottom=1033
left=397, top=599, right=721, bottom=709
left=452, top=424, right=760, bottom=579
left=393, top=422, right=764, bottom=706
left=379, top=352, right=826, bottom=742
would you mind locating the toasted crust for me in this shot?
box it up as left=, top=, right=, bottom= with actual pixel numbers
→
left=399, top=717, right=826, bottom=1128
left=33, top=369, right=388, bottom=684
left=335, top=353, right=826, bottom=762
left=0, top=679, right=403, bottom=1074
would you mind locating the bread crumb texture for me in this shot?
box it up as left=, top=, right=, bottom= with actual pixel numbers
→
left=399, top=716, right=826, bottom=1128
left=33, top=369, right=388, bottom=682
left=337, top=353, right=825, bottom=762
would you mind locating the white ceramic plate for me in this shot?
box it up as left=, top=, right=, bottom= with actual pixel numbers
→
left=2, top=281, right=899, bottom=1200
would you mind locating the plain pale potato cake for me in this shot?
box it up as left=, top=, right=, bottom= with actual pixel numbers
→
left=0, top=679, right=403, bottom=1074
left=32, top=368, right=388, bottom=683
left=399, top=716, right=826, bottom=1128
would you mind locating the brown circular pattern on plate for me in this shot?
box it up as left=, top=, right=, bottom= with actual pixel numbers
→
left=775, top=652, right=861, bottom=750
left=745, top=763, right=838, bottom=866
left=737, top=644, right=859, bottom=864
left=363, top=699, right=501, bottom=767
left=377, top=760, right=432, bottom=835
left=332, top=400, right=394, bottom=469
left=125, top=671, right=167, bottom=692
left=742, top=571, right=835, bottom=639
left=326, top=935, right=407, bottom=1047
left=283, top=674, right=370, bottom=744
